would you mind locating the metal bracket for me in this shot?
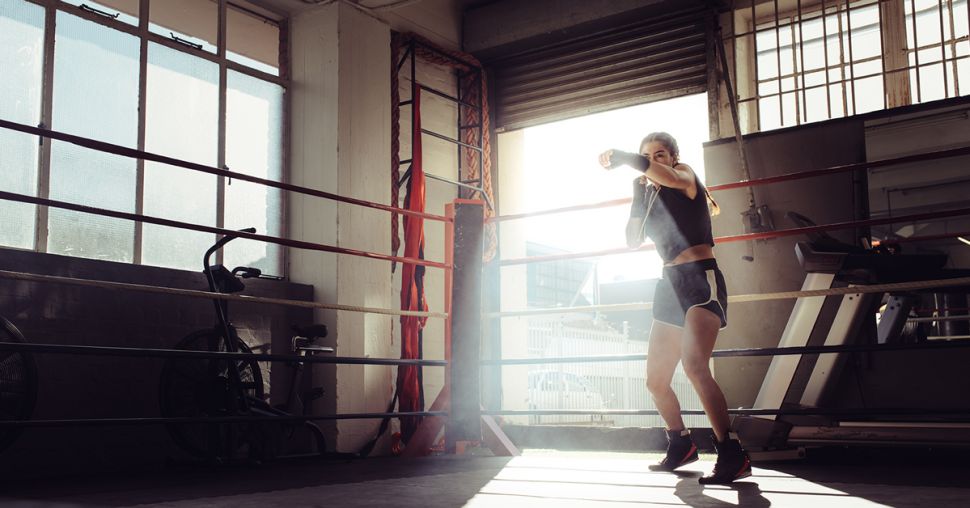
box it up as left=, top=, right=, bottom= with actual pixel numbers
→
left=741, top=203, right=775, bottom=234
left=170, top=33, right=203, bottom=51
left=80, top=4, right=120, bottom=19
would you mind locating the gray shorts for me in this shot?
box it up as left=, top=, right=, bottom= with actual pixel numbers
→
left=653, top=258, right=728, bottom=329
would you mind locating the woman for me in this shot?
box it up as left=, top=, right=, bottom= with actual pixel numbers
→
left=598, top=132, right=750, bottom=485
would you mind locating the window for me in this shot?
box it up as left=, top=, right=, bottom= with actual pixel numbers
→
left=48, top=10, right=139, bottom=262
left=0, top=0, right=286, bottom=274
left=728, top=0, right=970, bottom=133
left=0, top=1, right=44, bottom=250
left=148, top=0, right=218, bottom=54
left=142, top=42, right=220, bottom=270
left=224, top=71, right=284, bottom=275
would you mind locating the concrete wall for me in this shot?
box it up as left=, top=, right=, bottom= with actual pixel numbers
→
left=864, top=103, right=970, bottom=252
left=381, top=0, right=461, bottom=49
left=827, top=101, right=970, bottom=411
left=287, top=0, right=463, bottom=454
left=288, top=2, right=342, bottom=444
left=705, top=96, right=970, bottom=412
left=703, top=117, right=866, bottom=409
left=332, top=2, right=395, bottom=452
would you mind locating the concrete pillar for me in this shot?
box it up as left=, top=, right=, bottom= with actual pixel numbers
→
left=289, top=3, right=393, bottom=452
left=288, top=3, right=341, bottom=443
left=289, top=2, right=464, bottom=453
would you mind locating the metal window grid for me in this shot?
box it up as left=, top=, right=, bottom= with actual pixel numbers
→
left=16, top=0, right=288, bottom=271
left=728, top=0, right=970, bottom=133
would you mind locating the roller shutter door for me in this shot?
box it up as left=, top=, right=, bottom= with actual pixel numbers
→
left=490, top=4, right=711, bottom=131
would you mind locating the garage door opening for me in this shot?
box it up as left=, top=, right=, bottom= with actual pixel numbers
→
left=496, top=93, right=712, bottom=428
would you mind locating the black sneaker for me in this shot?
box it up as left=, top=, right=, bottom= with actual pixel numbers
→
left=699, top=436, right=752, bottom=484
left=648, top=429, right=698, bottom=472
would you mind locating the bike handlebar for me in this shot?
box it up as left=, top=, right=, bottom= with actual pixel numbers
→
left=203, top=227, right=257, bottom=270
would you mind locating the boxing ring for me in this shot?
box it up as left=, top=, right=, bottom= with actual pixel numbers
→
left=0, top=114, right=492, bottom=460
left=2, top=115, right=970, bottom=460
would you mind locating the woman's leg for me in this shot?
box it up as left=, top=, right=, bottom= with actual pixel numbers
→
left=646, top=320, right=685, bottom=430
left=681, top=306, right=731, bottom=442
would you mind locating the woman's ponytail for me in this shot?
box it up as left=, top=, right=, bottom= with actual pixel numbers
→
left=706, top=189, right=720, bottom=216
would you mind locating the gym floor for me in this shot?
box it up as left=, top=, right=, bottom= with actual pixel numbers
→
left=1, top=448, right=967, bottom=507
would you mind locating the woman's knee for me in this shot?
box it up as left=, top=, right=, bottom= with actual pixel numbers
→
left=681, top=355, right=712, bottom=382
left=646, top=374, right=672, bottom=396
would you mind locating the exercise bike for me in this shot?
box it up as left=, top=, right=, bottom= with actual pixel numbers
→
left=158, top=228, right=334, bottom=462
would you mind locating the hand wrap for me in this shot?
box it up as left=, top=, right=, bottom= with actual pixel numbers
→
left=609, top=150, right=651, bottom=172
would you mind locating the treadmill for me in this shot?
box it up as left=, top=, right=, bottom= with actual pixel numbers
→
left=736, top=215, right=970, bottom=453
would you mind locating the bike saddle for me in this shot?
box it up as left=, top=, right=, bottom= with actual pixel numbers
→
left=293, top=324, right=329, bottom=340
left=208, top=264, right=246, bottom=293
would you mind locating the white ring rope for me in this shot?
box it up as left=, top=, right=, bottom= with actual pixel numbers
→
left=492, top=276, right=970, bottom=318
left=0, top=270, right=447, bottom=319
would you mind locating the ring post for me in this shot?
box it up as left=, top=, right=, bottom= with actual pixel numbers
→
left=447, top=199, right=484, bottom=452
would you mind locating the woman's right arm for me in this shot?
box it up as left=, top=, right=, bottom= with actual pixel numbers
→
left=600, top=149, right=693, bottom=191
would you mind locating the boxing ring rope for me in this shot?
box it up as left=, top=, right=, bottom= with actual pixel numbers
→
left=480, top=339, right=970, bottom=366
left=0, top=412, right=451, bottom=429
left=0, top=116, right=476, bottom=438
left=497, top=206, right=970, bottom=266
left=0, top=269, right=446, bottom=319
left=0, top=118, right=450, bottom=224
left=1, top=118, right=967, bottom=434
left=482, top=144, right=970, bottom=420
left=487, top=143, right=970, bottom=224
left=0, top=412, right=450, bottom=429
left=5, top=407, right=970, bottom=427
left=0, top=114, right=453, bottom=316
left=0, top=341, right=447, bottom=366
left=0, top=190, right=449, bottom=270
left=480, top=407, right=970, bottom=418
left=492, top=274, right=970, bottom=319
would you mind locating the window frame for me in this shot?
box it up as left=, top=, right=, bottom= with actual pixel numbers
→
left=18, top=0, right=288, bottom=271
left=724, top=0, right=970, bottom=134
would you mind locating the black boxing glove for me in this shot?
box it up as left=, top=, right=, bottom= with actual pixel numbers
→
left=608, top=149, right=651, bottom=173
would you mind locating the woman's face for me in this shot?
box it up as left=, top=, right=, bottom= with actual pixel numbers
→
left=640, top=140, right=677, bottom=166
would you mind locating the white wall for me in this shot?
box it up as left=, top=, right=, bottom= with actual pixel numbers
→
left=495, top=130, right=530, bottom=423
left=287, top=0, right=463, bottom=454
left=333, top=2, right=395, bottom=452
left=288, top=2, right=342, bottom=443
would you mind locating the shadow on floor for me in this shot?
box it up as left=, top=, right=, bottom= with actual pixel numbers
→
left=0, top=455, right=514, bottom=507
left=763, top=445, right=970, bottom=488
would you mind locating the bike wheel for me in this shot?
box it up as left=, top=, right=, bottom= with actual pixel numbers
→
left=159, top=328, right=264, bottom=459
left=0, top=317, right=38, bottom=453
